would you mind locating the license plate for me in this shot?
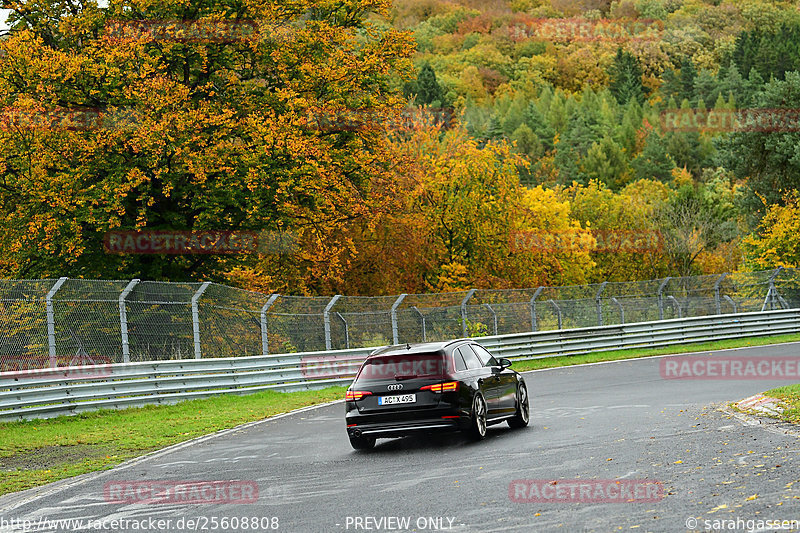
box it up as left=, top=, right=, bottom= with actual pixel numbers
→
left=378, top=394, right=416, bottom=405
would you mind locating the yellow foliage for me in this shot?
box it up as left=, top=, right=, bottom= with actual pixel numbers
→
left=742, top=194, right=800, bottom=269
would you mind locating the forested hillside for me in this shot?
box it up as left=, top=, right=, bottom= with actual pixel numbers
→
left=1, top=0, right=799, bottom=294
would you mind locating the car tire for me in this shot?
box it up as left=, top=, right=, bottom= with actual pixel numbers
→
left=465, top=393, right=487, bottom=440
left=508, top=382, right=529, bottom=429
left=349, top=435, right=376, bottom=450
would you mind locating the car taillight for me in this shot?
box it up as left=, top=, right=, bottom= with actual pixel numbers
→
left=420, top=381, right=459, bottom=393
left=345, top=390, right=372, bottom=401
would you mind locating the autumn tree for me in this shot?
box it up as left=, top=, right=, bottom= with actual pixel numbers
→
left=653, top=179, right=739, bottom=277
left=0, top=0, right=415, bottom=291
left=338, top=121, right=595, bottom=293
left=742, top=193, right=800, bottom=269
left=562, top=179, right=671, bottom=281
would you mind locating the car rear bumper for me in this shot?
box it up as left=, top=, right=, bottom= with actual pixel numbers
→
left=346, top=417, right=464, bottom=438
left=345, top=402, right=470, bottom=438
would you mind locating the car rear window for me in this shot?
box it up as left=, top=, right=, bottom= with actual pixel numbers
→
left=354, top=352, right=447, bottom=382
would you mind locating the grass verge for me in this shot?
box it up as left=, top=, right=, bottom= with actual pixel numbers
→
left=510, top=332, right=800, bottom=372
left=0, top=386, right=345, bottom=497
left=3, top=331, right=800, bottom=498
left=761, top=384, right=800, bottom=425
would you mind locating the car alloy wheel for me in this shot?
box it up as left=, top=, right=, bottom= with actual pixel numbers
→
left=508, top=383, right=529, bottom=429
left=469, top=393, right=487, bottom=440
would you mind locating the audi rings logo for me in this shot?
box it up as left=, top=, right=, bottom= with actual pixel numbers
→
left=387, top=384, right=404, bottom=391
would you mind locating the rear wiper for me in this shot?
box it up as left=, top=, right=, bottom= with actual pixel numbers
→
left=394, top=375, right=416, bottom=381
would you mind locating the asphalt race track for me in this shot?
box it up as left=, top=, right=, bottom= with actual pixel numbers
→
left=2, top=343, right=800, bottom=533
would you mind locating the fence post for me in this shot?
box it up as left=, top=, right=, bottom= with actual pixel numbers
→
left=336, top=312, right=349, bottom=349
left=461, top=289, right=476, bottom=337
left=658, top=277, right=671, bottom=320
left=530, top=287, right=544, bottom=332
left=411, top=306, right=426, bottom=342
left=191, top=282, right=211, bottom=360
left=714, top=273, right=727, bottom=315
left=119, top=279, right=140, bottom=363
left=260, top=293, right=280, bottom=355
left=323, top=295, right=341, bottom=351
left=484, top=304, right=498, bottom=335
left=762, top=267, right=784, bottom=311
left=611, top=297, right=625, bottom=324
left=595, top=281, right=608, bottom=326
left=391, top=294, right=407, bottom=345
left=46, top=277, right=68, bottom=368
left=548, top=300, right=562, bottom=329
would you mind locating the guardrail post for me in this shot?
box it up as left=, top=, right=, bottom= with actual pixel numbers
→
left=260, top=293, right=280, bottom=355
left=595, top=281, right=608, bottom=326
left=461, top=289, right=476, bottom=337
left=666, top=295, right=682, bottom=318
left=46, top=277, right=68, bottom=368
left=548, top=299, right=562, bottom=329
left=658, top=277, right=671, bottom=321
left=723, top=295, right=738, bottom=314
left=323, top=295, right=341, bottom=350
left=119, top=279, right=140, bottom=363
left=391, top=294, right=407, bottom=345
left=484, top=304, right=498, bottom=335
left=610, top=297, right=625, bottom=324
left=336, top=312, right=349, bottom=349
left=411, top=306, right=426, bottom=342
left=191, top=282, right=211, bottom=359
left=530, top=287, right=544, bottom=332
left=714, top=273, right=727, bottom=315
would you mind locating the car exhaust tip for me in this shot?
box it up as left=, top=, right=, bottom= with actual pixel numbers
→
left=353, top=429, right=363, bottom=438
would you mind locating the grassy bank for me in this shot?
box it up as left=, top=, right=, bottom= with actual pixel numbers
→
left=0, top=387, right=345, bottom=496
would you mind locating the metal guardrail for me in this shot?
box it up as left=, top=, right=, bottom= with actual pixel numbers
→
left=1, top=308, right=799, bottom=421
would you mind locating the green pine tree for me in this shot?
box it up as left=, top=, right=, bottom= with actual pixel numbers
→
left=679, top=57, right=697, bottom=103
left=404, top=62, right=447, bottom=108
left=582, top=136, right=632, bottom=190
left=632, top=133, right=675, bottom=182
left=609, top=48, right=647, bottom=105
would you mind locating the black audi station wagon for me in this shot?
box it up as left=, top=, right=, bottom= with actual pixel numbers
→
left=344, top=340, right=529, bottom=450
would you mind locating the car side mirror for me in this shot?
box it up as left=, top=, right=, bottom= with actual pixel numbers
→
left=498, top=358, right=512, bottom=370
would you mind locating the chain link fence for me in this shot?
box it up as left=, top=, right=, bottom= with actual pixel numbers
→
left=1, top=268, right=799, bottom=371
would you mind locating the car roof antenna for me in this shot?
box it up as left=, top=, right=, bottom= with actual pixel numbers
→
left=406, top=343, right=411, bottom=349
